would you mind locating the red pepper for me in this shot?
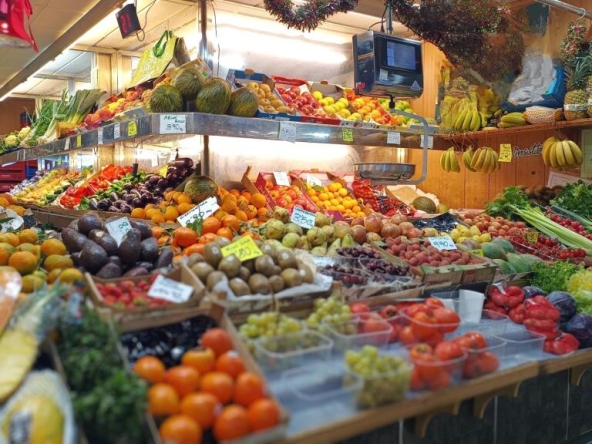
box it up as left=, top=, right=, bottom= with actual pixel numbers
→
left=484, top=300, right=508, bottom=316
left=505, top=286, right=525, bottom=308
left=544, top=333, right=580, bottom=355
left=488, top=288, right=508, bottom=308
left=524, top=300, right=560, bottom=322
left=508, top=304, right=525, bottom=324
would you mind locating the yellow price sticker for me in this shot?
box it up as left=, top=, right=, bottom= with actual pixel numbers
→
left=159, top=166, right=168, bottom=177
left=342, top=128, right=353, bottom=142
left=221, top=236, right=263, bottom=262
left=468, top=249, right=484, bottom=257
left=128, top=121, right=138, bottom=137
left=76, top=135, right=82, bottom=148
left=499, top=144, right=513, bottom=162
left=525, top=231, right=538, bottom=244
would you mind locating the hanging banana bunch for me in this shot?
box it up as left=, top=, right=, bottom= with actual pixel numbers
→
left=542, top=136, right=583, bottom=169
left=462, top=146, right=477, bottom=172
left=470, top=146, right=500, bottom=174
left=440, top=147, right=461, bottom=173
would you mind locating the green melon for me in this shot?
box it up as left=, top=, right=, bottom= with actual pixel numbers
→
left=227, top=87, right=259, bottom=117
left=506, top=253, right=530, bottom=273
left=482, top=242, right=507, bottom=260
left=490, top=237, right=516, bottom=254
left=412, top=196, right=437, bottom=213
left=149, top=84, right=183, bottom=113
left=195, top=78, right=232, bottom=115
left=172, top=67, right=205, bottom=101
left=520, top=253, right=543, bottom=269
left=493, top=259, right=517, bottom=274
left=184, top=175, right=218, bottom=204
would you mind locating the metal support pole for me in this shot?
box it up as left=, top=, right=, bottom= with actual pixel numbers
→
left=199, top=0, right=208, bottom=62
left=535, top=0, right=592, bottom=20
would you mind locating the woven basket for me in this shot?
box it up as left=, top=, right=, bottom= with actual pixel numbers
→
left=524, top=106, right=563, bottom=124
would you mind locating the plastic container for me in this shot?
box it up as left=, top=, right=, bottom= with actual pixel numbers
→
left=400, top=308, right=460, bottom=346
left=412, top=352, right=467, bottom=390
left=350, top=360, right=412, bottom=408
left=456, top=310, right=510, bottom=335
left=253, top=331, right=333, bottom=374
left=493, top=330, right=545, bottom=357
left=323, top=317, right=393, bottom=351
left=460, top=335, right=506, bottom=380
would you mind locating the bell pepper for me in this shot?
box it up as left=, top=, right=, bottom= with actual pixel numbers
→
left=508, top=304, right=525, bottom=324
left=484, top=300, right=508, bottom=316
left=488, top=287, right=508, bottom=308
left=523, top=296, right=561, bottom=340
left=543, top=333, right=580, bottom=355
left=505, top=286, right=525, bottom=308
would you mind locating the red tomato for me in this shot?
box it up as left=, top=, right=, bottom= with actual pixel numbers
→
left=380, top=305, right=398, bottom=320
left=409, top=344, right=433, bottom=362
left=410, top=367, right=425, bottom=391
left=453, top=335, right=473, bottom=350
left=433, top=308, right=461, bottom=333
left=388, top=323, right=401, bottom=344
left=406, top=304, right=430, bottom=318
left=350, top=303, right=371, bottom=314
left=434, top=341, right=464, bottom=361
left=465, top=332, right=488, bottom=350
left=425, top=297, right=445, bottom=308
left=400, top=326, right=418, bottom=346
left=411, top=311, right=437, bottom=340
left=477, top=352, right=499, bottom=374
left=415, top=355, right=445, bottom=381
left=425, top=368, right=451, bottom=390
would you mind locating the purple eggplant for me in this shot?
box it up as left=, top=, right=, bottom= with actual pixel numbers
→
left=166, top=173, right=179, bottom=183
left=110, top=192, right=120, bottom=202
left=130, top=189, right=141, bottom=197
left=97, top=199, right=110, bottom=211
left=89, top=198, right=99, bottom=210
left=124, top=194, right=134, bottom=204
left=157, top=179, right=169, bottom=190
left=132, top=197, right=142, bottom=207
left=120, top=203, right=133, bottom=213
left=148, top=175, right=160, bottom=185
left=108, top=206, right=121, bottom=213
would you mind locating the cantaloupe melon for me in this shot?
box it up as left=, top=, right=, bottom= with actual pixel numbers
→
left=184, top=176, right=218, bottom=204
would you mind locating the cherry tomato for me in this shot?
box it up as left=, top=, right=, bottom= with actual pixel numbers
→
left=406, top=304, right=430, bottom=318
left=410, top=367, right=425, bottom=391
left=464, top=332, right=488, bottom=350
left=411, top=311, right=437, bottom=340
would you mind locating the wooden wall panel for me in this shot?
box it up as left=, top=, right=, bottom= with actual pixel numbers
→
left=0, top=98, right=34, bottom=135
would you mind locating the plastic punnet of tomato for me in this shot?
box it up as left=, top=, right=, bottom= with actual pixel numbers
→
left=455, top=309, right=510, bottom=336
left=399, top=303, right=461, bottom=347
left=452, top=332, right=506, bottom=380
left=408, top=342, right=467, bottom=391
left=324, top=315, right=393, bottom=351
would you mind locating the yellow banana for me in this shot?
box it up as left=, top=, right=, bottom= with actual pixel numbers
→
left=479, top=112, right=488, bottom=128
left=462, top=109, right=474, bottom=132
left=469, top=110, right=481, bottom=132
left=567, top=140, right=583, bottom=165
left=549, top=141, right=560, bottom=168
left=440, top=150, right=449, bottom=171
left=561, top=140, right=575, bottom=167
left=490, top=149, right=500, bottom=172
left=454, top=109, right=468, bottom=131
left=500, top=112, right=526, bottom=124
left=481, top=149, right=493, bottom=173
left=542, top=137, right=556, bottom=166
left=471, top=148, right=485, bottom=170
left=450, top=151, right=460, bottom=173
left=463, top=147, right=477, bottom=172
left=555, top=141, right=567, bottom=167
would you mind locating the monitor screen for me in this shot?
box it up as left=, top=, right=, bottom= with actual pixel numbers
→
left=386, top=41, right=416, bottom=71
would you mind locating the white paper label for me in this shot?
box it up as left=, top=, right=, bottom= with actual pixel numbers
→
left=64, top=138, right=70, bottom=151
left=177, top=197, right=219, bottom=226
left=387, top=132, right=401, bottom=145
left=428, top=235, right=457, bottom=251
left=306, top=174, right=322, bottom=187
left=278, top=121, right=297, bottom=143
left=160, top=114, right=187, bottom=134
left=422, top=135, right=434, bottom=149
left=113, top=123, right=121, bottom=139
left=273, top=171, right=290, bottom=186
left=148, top=275, right=193, bottom=303
left=97, top=127, right=104, bottom=145
left=379, top=69, right=389, bottom=81
left=105, top=217, right=132, bottom=246
left=290, top=207, right=315, bottom=229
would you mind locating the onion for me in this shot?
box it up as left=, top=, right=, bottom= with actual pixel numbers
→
left=398, top=221, right=415, bottom=235
left=351, top=216, right=365, bottom=227
left=390, top=214, right=407, bottom=224
left=406, top=227, right=422, bottom=238
left=366, top=232, right=382, bottom=242
left=381, top=223, right=402, bottom=239
left=351, top=225, right=367, bottom=244
left=364, top=215, right=383, bottom=234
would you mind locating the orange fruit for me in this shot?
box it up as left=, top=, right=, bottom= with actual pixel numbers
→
left=249, top=193, right=267, bottom=209
left=215, top=351, right=245, bottom=379
left=18, top=243, right=40, bottom=260
left=0, top=197, right=8, bottom=207
left=159, top=414, right=202, bottom=444
left=47, top=269, right=61, bottom=284
left=213, top=210, right=228, bottom=221
left=234, top=372, right=266, bottom=407
left=244, top=205, right=257, bottom=220
left=200, top=371, right=234, bottom=404
left=198, top=233, right=217, bottom=245
left=7, top=205, right=25, bottom=216
left=180, top=392, right=220, bottom=430
left=164, top=206, right=180, bottom=222
left=182, top=348, right=216, bottom=374
left=145, top=208, right=159, bottom=219
left=58, top=268, right=84, bottom=284
left=40, top=239, right=66, bottom=256
left=3, top=233, right=19, bottom=247
left=151, top=213, right=166, bottom=224
left=177, top=202, right=194, bottom=215
left=177, top=194, right=193, bottom=204
left=131, top=208, right=145, bottom=219
left=43, top=254, right=74, bottom=272
left=148, top=383, right=180, bottom=416
left=21, top=274, right=45, bottom=293
left=221, top=215, right=239, bottom=232
left=257, top=207, right=269, bottom=221
left=183, top=244, right=205, bottom=256
left=213, top=405, right=250, bottom=441
left=134, top=356, right=166, bottom=384
left=216, top=227, right=233, bottom=240
left=18, top=229, right=38, bottom=245
left=174, top=227, right=198, bottom=248
left=0, top=193, right=13, bottom=204
left=202, top=217, right=221, bottom=235
left=152, top=226, right=166, bottom=238
left=165, top=366, right=201, bottom=398
left=8, top=251, right=37, bottom=275
left=0, top=248, right=10, bottom=266
left=247, top=399, right=280, bottom=432
left=234, top=210, right=248, bottom=222
left=229, top=189, right=240, bottom=197
left=201, top=328, right=233, bottom=357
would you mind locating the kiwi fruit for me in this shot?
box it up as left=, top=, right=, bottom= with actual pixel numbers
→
left=204, top=243, right=223, bottom=268
left=255, top=255, right=276, bottom=277
left=243, top=259, right=256, bottom=273
left=239, top=266, right=251, bottom=281
left=214, top=237, right=231, bottom=247
left=207, top=271, right=228, bottom=292
left=186, top=253, right=204, bottom=267
left=259, top=244, right=276, bottom=259
left=269, top=275, right=286, bottom=293
left=218, top=255, right=241, bottom=278
left=276, top=250, right=298, bottom=270
left=281, top=268, right=302, bottom=288
left=229, top=278, right=251, bottom=296
left=248, top=273, right=270, bottom=294
left=298, top=263, right=314, bottom=284
left=192, top=262, right=214, bottom=282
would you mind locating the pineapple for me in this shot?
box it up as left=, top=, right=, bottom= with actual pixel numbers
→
left=564, top=56, right=592, bottom=120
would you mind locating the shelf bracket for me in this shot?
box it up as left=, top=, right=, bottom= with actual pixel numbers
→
left=570, top=363, right=592, bottom=387
left=414, top=402, right=460, bottom=438
left=472, top=382, right=522, bottom=419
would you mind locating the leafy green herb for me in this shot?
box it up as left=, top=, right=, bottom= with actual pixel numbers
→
left=485, top=186, right=530, bottom=219
left=530, top=261, right=582, bottom=293
left=552, top=181, right=592, bottom=220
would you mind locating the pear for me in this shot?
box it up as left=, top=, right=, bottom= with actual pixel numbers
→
left=273, top=207, right=290, bottom=223
left=265, top=219, right=285, bottom=240
left=315, top=212, right=332, bottom=227
left=285, top=222, right=304, bottom=236
left=327, top=238, right=341, bottom=257
left=300, top=235, right=311, bottom=250
left=322, top=225, right=336, bottom=243
left=342, top=233, right=356, bottom=247
left=307, top=227, right=328, bottom=246
left=311, top=243, right=328, bottom=257
left=282, top=232, right=301, bottom=249
left=333, top=221, right=352, bottom=239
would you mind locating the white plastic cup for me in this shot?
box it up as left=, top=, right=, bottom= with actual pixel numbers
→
left=458, top=290, right=485, bottom=323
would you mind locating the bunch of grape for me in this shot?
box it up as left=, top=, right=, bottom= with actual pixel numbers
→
left=306, top=296, right=353, bottom=328
left=239, top=312, right=302, bottom=342
left=345, top=346, right=411, bottom=408
left=318, top=265, right=368, bottom=287
left=359, top=259, right=410, bottom=279
left=337, top=247, right=382, bottom=259
left=257, top=331, right=328, bottom=354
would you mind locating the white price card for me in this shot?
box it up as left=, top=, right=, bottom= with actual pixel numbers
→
left=387, top=132, right=401, bottom=145
left=97, top=127, right=104, bottom=145
left=148, top=275, right=193, bottom=304
left=421, top=135, right=434, bottom=149
left=306, top=174, right=322, bottom=187
left=177, top=197, right=219, bottom=227
left=113, top=123, right=121, bottom=139
left=273, top=171, right=290, bottom=186
left=64, top=138, right=70, bottom=151
left=290, top=207, right=316, bottom=229
left=428, top=235, right=457, bottom=251
left=278, top=121, right=297, bottom=143
left=160, top=114, right=187, bottom=134
left=105, top=217, right=132, bottom=246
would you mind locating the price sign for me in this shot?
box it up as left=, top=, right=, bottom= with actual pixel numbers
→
left=525, top=231, right=539, bottom=244
left=128, top=120, right=138, bottom=137
left=306, top=174, right=322, bottom=187
left=421, top=135, right=434, bottom=149
left=222, top=236, right=263, bottom=262
left=105, top=217, right=132, bottom=246
left=387, top=131, right=401, bottom=145
left=76, top=134, right=82, bottom=148
left=98, top=128, right=104, bottom=145
left=148, top=275, right=193, bottom=304
left=468, top=249, right=484, bottom=257
left=177, top=197, right=219, bottom=227
left=290, top=207, right=315, bottom=229
left=64, top=138, right=70, bottom=151
left=342, top=128, right=353, bottom=142
left=160, top=114, right=187, bottom=134
left=273, top=171, right=290, bottom=186
left=428, top=235, right=457, bottom=251
left=278, top=121, right=296, bottom=143
left=113, top=123, right=121, bottom=139
left=499, top=144, right=513, bottom=162
left=0, top=217, right=22, bottom=232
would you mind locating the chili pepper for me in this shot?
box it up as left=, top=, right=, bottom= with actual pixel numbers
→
left=508, top=304, right=525, bottom=324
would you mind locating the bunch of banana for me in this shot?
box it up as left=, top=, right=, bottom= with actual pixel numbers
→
left=440, top=147, right=460, bottom=173
left=542, top=136, right=583, bottom=169
left=470, top=146, right=500, bottom=173
left=498, top=112, right=527, bottom=128
left=452, top=102, right=483, bottom=133
left=462, top=146, right=477, bottom=172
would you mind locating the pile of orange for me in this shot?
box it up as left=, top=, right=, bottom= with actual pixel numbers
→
left=306, top=181, right=365, bottom=218
left=134, top=328, right=281, bottom=443
left=130, top=191, right=196, bottom=224
left=0, top=193, right=26, bottom=216
left=218, top=188, right=269, bottom=224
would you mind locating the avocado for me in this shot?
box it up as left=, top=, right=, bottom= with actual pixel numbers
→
left=155, top=247, right=174, bottom=269
left=96, top=262, right=123, bottom=279
left=124, top=228, right=142, bottom=243
left=90, top=230, right=118, bottom=256
left=130, top=220, right=153, bottom=240
left=70, top=252, right=82, bottom=267
left=80, top=241, right=108, bottom=274
left=108, top=256, right=122, bottom=268
left=68, top=220, right=79, bottom=231
left=123, top=266, right=150, bottom=277
left=118, top=232, right=141, bottom=266
left=61, top=228, right=88, bottom=253
left=77, top=213, right=103, bottom=236
left=140, top=238, right=159, bottom=262
left=136, top=261, right=155, bottom=271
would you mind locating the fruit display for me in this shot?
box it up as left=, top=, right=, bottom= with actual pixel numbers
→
left=466, top=146, right=500, bottom=173
left=195, top=78, right=233, bottom=115
left=520, top=184, right=562, bottom=207
left=275, top=81, right=333, bottom=120
left=244, top=81, right=297, bottom=116
left=238, top=312, right=303, bottom=343
left=497, top=112, right=527, bottom=128
left=84, top=88, right=150, bottom=127
left=541, top=136, right=583, bottom=169
left=313, top=90, right=351, bottom=120
left=11, top=168, right=86, bottom=206
left=257, top=174, right=318, bottom=213
left=564, top=56, right=591, bottom=121
left=385, top=237, right=487, bottom=268
left=93, top=275, right=174, bottom=310
left=305, top=180, right=363, bottom=218
left=305, top=295, right=353, bottom=329
left=452, top=332, right=500, bottom=379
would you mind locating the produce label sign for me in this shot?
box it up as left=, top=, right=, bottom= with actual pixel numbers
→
left=273, top=171, right=290, bottom=186
left=97, top=128, right=104, bottom=145
left=160, top=114, right=187, bottom=134
left=290, top=207, right=315, bottom=229
left=105, top=217, right=132, bottom=246
left=428, top=235, right=457, bottom=250
left=113, top=123, right=121, bottom=139
left=278, top=121, right=297, bottom=143
left=148, top=275, right=193, bottom=303
left=342, top=128, right=354, bottom=142
left=468, top=249, right=484, bottom=257
left=128, top=120, right=138, bottom=137
left=499, top=144, right=513, bottom=162
left=177, top=197, right=219, bottom=227
left=387, top=131, right=401, bottom=145
left=525, top=231, right=538, bottom=244
left=76, top=135, right=82, bottom=148
left=221, top=236, right=263, bottom=262
left=306, top=174, right=322, bottom=187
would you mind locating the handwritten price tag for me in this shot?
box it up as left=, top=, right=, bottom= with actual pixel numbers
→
left=290, top=207, right=315, bottom=229
left=177, top=197, right=219, bottom=227
left=128, top=120, right=138, bottom=137
left=387, top=132, right=401, bottom=145
left=64, top=138, right=70, bottom=151
left=342, top=128, right=353, bottom=142
left=525, top=231, right=538, bottom=244
left=273, top=171, right=290, bottom=186
left=160, top=114, right=187, bottom=134
left=97, top=128, right=104, bottom=145
left=468, top=249, right=484, bottom=257
left=148, top=275, right=193, bottom=304
left=113, top=123, right=121, bottom=139
left=428, top=235, right=457, bottom=251
left=221, top=236, right=263, bottom=262
left=105, top=217, right=132, bottom=246
left=278, top=121, right=297, bottom=143
left=76, top=134, right=82, bottom=148
left=499, top=144, right=513, bottom=162
left=306, top=174, right=322, bottom=187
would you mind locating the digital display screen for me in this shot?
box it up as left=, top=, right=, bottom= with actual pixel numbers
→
left=386, top=41, right=416, bottom=71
